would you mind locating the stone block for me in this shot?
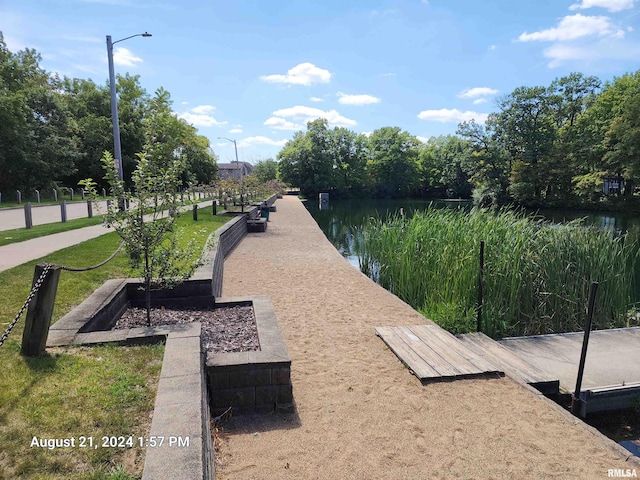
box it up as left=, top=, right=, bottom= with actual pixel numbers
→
left=255, top=385, right=278, bottom=405
left=160, top=336, right=202, bottom=379
left=208, top=371, right=229, bottom=389
left=272, top=367, right=291, bottom=385
left=278, top=384, right=293, bottom=404
left=228, top=367, right=272, bottom=388
left=212, top=387, right=255, bottom=409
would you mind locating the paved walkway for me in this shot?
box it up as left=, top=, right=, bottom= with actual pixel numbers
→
left=0, top=201, right=213, bottom=272
left=219, top=196, right=638, bottom=479
left=0, top=200, right=110, bottom=231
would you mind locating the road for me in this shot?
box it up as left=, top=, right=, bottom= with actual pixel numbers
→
left=0, top=201, right=109, bottom=231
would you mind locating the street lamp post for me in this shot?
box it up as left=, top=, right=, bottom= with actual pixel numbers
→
left=218, top=137, right=244, bottom=212
left=106, top=32, right=152, bottom=182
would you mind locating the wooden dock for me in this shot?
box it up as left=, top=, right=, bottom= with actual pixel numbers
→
left=377, top=324, right=640, bottom=415
left=458, top=332, right=559, bottom=394
left=498, top=326, right=640, bottom=415
left=375, top=325, right=503, bottom=382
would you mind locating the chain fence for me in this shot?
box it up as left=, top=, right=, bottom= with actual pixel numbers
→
left=0, top=263, right=51, bottom=347
left=0, top=241, right=125, bottom=348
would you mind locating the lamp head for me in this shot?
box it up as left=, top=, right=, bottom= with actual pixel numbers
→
left=142, top=32, right=152, bottom=37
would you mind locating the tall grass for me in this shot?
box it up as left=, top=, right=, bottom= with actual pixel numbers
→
left=356, top=207, right=640, bottom=338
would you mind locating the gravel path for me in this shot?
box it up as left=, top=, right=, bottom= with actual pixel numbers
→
left=217, top=195, right=637, bottom=479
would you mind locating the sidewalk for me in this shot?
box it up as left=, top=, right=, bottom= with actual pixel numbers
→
left=0, top=201, right=213, bottom=272
left=218, top=196, right=637, bottom=479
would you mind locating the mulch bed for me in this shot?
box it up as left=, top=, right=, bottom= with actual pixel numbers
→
left=114, top=306, right=260, bottom=354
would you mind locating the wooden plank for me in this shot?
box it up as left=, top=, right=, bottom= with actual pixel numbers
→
left=411, top=325, right=502, bottom=375
left=376, top=327, right=439, bottom=379
left=395, top=326, right=461, bottom=377
left=459, top=332, right=556, bottom=385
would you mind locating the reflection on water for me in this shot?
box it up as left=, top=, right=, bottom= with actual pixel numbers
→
left=306, top=198, right=640, bottom=265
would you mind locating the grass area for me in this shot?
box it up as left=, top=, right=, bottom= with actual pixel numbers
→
left=0, top=207, right=230, bottom=479
left=0, top=198, right=217, bottom=248
left=0, top=216, right=105, bottom=247
left=356, top=207, right=640, bottom=338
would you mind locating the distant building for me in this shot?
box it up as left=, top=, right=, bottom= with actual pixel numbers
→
left=217, top=162, right=253, bottom=181
left=602, top=175, right=624, bottom=195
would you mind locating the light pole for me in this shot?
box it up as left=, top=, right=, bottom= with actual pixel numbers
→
left=218, top=137, right=244, bottom=212
left=107, top=32, right=152, bottom=182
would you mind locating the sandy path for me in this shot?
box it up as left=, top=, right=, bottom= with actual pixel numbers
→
left=219, top=196, right=636, bottom=479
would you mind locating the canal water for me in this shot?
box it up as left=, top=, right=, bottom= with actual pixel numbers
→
left=305, top=198, right=640, bottom=268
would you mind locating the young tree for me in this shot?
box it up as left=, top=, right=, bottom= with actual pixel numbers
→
left=100, top=150, right=204, bottom=325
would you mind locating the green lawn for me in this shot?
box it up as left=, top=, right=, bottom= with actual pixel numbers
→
left=0, top=216, right=105, bottom=247
left=0, top=207, right=230, bottom=479
left=0, top=198, right=217, bottom=248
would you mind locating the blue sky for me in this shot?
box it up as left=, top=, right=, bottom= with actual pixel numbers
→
left=1, top=0, right=639, bottom=164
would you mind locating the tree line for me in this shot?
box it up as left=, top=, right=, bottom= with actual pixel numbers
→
left=0, top=34, right=218, bottom=197
left=276, top=71, right=640, bottom=209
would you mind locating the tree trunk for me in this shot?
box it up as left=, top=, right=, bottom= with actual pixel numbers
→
left=145, top=251, right=151, bottom=326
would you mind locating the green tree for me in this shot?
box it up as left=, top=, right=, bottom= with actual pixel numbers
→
left=494, top=86, right=557, bottom=206
left=329, top=127, right=369, bottom=195
left=368, top=127, right=421, bottom=198
left=277, top=119, right=336, bottom=195
left=457, top=119, right=509, bottom=205
left=0, top=36, right=77, bottom=194
left=252, top=158, right=279, bottom=183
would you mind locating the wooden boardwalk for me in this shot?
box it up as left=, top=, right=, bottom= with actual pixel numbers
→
left=499, top=326, right=640, bottom=415
left=376, top=325, right=559, bottom=394
left=458, top=332, right=559, bottom=394
left=375, top=325, right=503, bottom=382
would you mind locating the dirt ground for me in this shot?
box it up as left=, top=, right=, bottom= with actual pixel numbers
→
left=217, top=195, right=639, bottom=480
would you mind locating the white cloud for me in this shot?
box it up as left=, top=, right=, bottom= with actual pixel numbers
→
left=113, top=47, right=143, bottom=67
left=362, top=131, right=373, bottom=137
left=337, top=92, right=381, bottom=106
left=181, top=101, right=189, bottom=105
left=416, top=136, right=430, bottom=143
left=381, top=72, right=397, bottom=77
left=543, top=38, right=640, bottom=67
left=489, top=44, right=497, bottom=50
left=417, top=108, right=489, bottom=123
left=264, top=117, right=304, bottom=131
left=179, top=105, right=227, bottom=127
left=229, top=128, right=243, bottom=134
left=457, top=87, right=498, bottom=99
left=518, top=14, right=620, bottom=42
left=310, top=97, right=324, bottom=102
left=569, top=0, right=635, bottom=12
left=191, top=105, right=215, bottom=114
left=271, top=105, right=357, bottom=127
left=239, top=136, right=288, bottom=148
left=260, top=62, right=332, bottom=86
left=473, top=98, right=488, bottom=105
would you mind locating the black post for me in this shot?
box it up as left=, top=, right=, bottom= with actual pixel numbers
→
left=477, top=240, right=484, bottom=333
left=21, top=264, right=62, bottom=357
left=192, top=204, right=198, bottom=221
left=571, top=281, right=599, bottom=416
left=60, top=200, right=67, bottom=223
left=87, top=200, right=93, bottom=218
left=212, top=200, right=217, bottom=216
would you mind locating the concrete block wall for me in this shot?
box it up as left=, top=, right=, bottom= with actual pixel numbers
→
left=208, top=362, right=293, bottom=415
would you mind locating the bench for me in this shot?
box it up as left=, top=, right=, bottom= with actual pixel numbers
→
left=247, top=217, right=267, bottom=232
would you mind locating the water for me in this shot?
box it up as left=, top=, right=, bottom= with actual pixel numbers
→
left=305, top=198, right=640, bottom=266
